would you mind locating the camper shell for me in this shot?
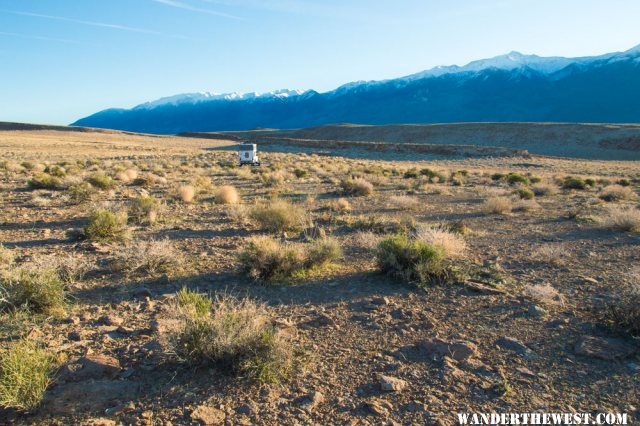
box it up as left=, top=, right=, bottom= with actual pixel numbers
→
left=238, top=143, right=260, bottom=166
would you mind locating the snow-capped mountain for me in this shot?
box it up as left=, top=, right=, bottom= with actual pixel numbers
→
left=73, top=44, right=640, bottom=133
left=135, top=89, right=308, bottom=110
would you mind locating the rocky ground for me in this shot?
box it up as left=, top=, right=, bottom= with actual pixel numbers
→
left=0, top=129, right=639, bottom=425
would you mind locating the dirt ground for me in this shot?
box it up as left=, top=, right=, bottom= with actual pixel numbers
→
left=0, top=129, right=639, bottom=425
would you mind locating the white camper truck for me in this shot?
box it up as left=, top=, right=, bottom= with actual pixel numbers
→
left=238, top=143, right=260, bottom=166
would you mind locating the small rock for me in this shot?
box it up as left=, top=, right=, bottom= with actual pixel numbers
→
left=365, top=399, right=393, bottom=417
left=419, top=338, right=478, bottom=361
left=236, top=401, right=257, bottom=416
left=191, top=405, right=225, bottom=425
left=298, top=391, right=324, bottom=411
left=99, top=315, right=124, bottom=327
left=528, top=304, right=547, bottom=318
left=496, top=336, right=538, bottom=359
left=379, top=375, right=407, bottom=392
left=574, top=336, right=637, bottom=360
left=405, top=401, right=428, bottom=412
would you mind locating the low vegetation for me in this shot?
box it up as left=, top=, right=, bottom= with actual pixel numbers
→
left=215, top=185, right=240, bottom=204
left=604, top=206, right=640, bottom=232
left=85, top=209, right=130, bottom=241
left=159, top=289, right=295, bottom=383
left=483, top=196, right=513, bottom=215
left=375, top=235, right=448, bottom=286
left=249, top=200, right=307, bottom=233
left=0, top=267, right=65, bottom=315
left=112, top=239, right=183, bottom=277
left=0, top=339, right=56, bottom=411
left=340, top=177, right=374, bottom=196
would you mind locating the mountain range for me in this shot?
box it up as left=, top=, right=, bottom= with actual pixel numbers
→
left=72, top=44, right=640, bottom=134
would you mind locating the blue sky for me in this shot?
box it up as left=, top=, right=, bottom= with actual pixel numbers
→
left=1, top=0, right=640, bottom=125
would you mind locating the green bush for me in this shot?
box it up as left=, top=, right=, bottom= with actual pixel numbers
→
left=45, top=165, right=66, bottom=177
left=516, top=188, right=535, bottom=200
left=129, top=196, right=160, bottom=225
left=1, top=267, right=65, bottom=314
left=420, top=168, right=447, bottom=182
left=506, top=173, right=530, bottom=186
left=617, top=178, right=631, bottom=187
left=562, top=176, right=586, bottom=190
left=84, top=209, right=129, bottom=241
left=0, top=339, right=56, bottom=410
left=293, top=168, right=307, bottom=178
left=27, top=175, right=62, bottom=190
left=67, top=182, right=95, bottom=203
left=403, top=169, right=419, bottom=179
left=86, top=173, right=115, bottom=190
left=491, top=173, right=506, bottom=181
left=529, top=176, right=542, bottom=184
left=376, top=235, right=446, bottom=285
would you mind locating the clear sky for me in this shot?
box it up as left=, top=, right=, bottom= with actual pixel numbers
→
left=1, top=0, right=640, bottom=125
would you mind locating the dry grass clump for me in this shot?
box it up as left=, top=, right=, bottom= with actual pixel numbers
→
left=159, top=289, right=295, bottom=383
left=84, top=208, right=130, bottom=242
left=112, top=239, right=183, bottom=277
left=531, top=183, right=558, bottom=196
left=604, top=206, right=640, bottom=232
left=0, top=245, right=15, bottom=270
left=27, top=174, right=63, bottom=190
left=215, top=186, right=240, bottom=205
left=340, top=177, right=374, bottom=197
left=603, top=269, right=640, bottom=336
left=513, top=199, right=540, bottom=212
left=67, top=181, right=96, bottom=203
left=176, top=185, right=196, bottom=203
left=532, top=244, right=567, bottom=266
left=116, top=168, right=138, bottom=183
left=129, top=196, right=160, bottom=225
left=376, top=235, right=448, bottom=286
left=261, top=171, right=289, bottom=187
left=483, top=197, right=513, bottom=215
left=31, top=255, right=93, bottom=285
left=86, top=173, right=115, bottom=190
left=0, top=267, right=65, bottom=315
left=330, top=198, right=352, bottom=213
left=598, top=185, right=637, bottom=202
left=0, top=339, right=56, bottom=411
left=415, top=226, right=466, bottom=258
left=239, top=236, right=341, bottom=283
left=524, top=284, right=564, bottom=306
left=249, top=200, right=307, bottom=233
left=352, top=231, right=381, bottom=250
left=389, top=195, right=419, bottom=210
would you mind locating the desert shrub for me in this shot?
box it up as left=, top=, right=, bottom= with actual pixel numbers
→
left=603, top=270, right=640, bottom=336
left=27, top=174, right=62, bottom=190
left=617, top=178, right=631, bottom=187
left=420, top=168, right=447, bottom=183
left=604, top=206, right=640, bottom=232
left=215, top=186, right=240, bottom=205
left=85, top=209, right=129, bottom=241
left=513, top=199, right=540, bottom=212
left=293, top=168, right=307, bottom=178
left=389, top=195, right=419, bottom=210
left=238, top=237, right=305, bottom=282
left=0, top=339, right=56, bottom=411
left=46, top=165, right=66, bottom=177
left=532, top=183, right=557, bottom=196
left=112, top=239, right=183, bottom=276
left=483, top=197, right=512, bottom=215
left=491, top=172, right=506, bottom=181
left=249, top=200, right=307, bottom=233
left=532, top=244, right=567, bottom=266
left=415, top=226, right=466, bottom=258
left=261, top=171, right=288, bottom=187
left=0, top=245, right=15, bottom=270
left=67, top=182, right=95, bottom=203
left=129, top=196, right=160, bottom=225
left=305, top=238, right=342, bottom=268
left=376, top=235, right=447, bottom=285
left=515, top=188, right=534, bottom=200
left=0, top=267, right=65, bottom=314
left=239, top=236, right=340, bottom=283
left=176, top=185, right=196, bottom=203
left=562, top=176, right=586, bottom=190
left=191, top=175, right=214, bottom=193
left=20, top=161, right=35, bottom=170
left=116, top=168, right=138, bottom=183
left=330, top=198, right=351, bottom=213
left=506, top=173, right=529, bottom=186
left=86, top=173, right=115, bottom=190
left=403, top=169, right=419, bottom=179
left=340, top=177, right=374, bottom=197
left=598, top=185, right=637, bottom=202
left=529, top=176, right=542, bottom=184
left=352, top=231, right=381, bottom=250
left=132, top=174, right=159, bottom=187
left=31, top=255, right=93, bottom=285
left=584, top=178, right=597, bottom=187
left=160, top=291, right=294, bottom=383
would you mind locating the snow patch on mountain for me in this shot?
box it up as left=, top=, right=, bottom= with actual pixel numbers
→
left=135, top=89, right=308, bottom=110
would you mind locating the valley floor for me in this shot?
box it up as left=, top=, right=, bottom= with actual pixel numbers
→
left=0, top=130, right=639, bottom=425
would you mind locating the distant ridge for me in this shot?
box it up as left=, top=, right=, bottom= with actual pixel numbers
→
left=73, top=44, right=640, bottom=134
